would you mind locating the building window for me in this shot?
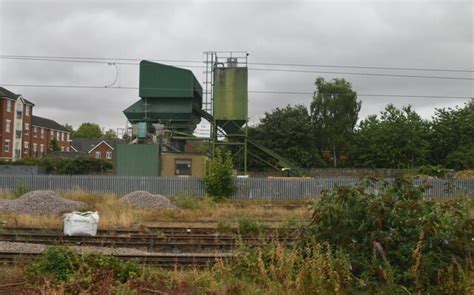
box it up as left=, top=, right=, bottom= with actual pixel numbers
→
left=33, top=143, right=37, bottom=153
left=66, top=146, right=70, bottom=152
left=5, top=120, right=11, bottom=133
left=66, top=133, right=69, bottom=142
left=95, top=151, right=101, bottom=159
left=61, top=132, right=64, bottom=141
left=25, top=106, right=30, bottom=116
left=40, top=128, right=44, bottom=139
left=24, top=123, right=29, bottom=136
left=6, top=100, right=12, bottom=112
left=16, top=110, right=22, bottom=119
left=56, top=132, right=60, bottom=141
left=4, top=140, right=10, bottom=152
left=40, top=144, right=44, bottom=154
left=175, top=159, right=192, bottom=176
left=24, top=142, right=29, bottom=154
left=33, top=127, right=38, bottom=138
left=61, top=146, right=64, bottom=152
left=50, top=130, right=53, bottom=137
left=106, top=151, right=112, bottom=159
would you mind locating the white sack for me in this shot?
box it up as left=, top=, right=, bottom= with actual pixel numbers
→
left=63, top=211, right=99, bottom=236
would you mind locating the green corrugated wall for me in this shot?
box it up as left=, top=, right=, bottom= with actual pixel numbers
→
left=116, top=144, right=161, bottom=176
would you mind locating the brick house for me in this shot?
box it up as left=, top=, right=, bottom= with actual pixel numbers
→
left=30, top=116, right=71, bottom=157
left=0, top=87, right=71, bottom=160
left=71, top=138, right=124, bottom=162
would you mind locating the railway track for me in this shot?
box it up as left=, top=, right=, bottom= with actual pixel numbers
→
left=0, top=227, right=300, bottom=252
left=0, top=251, right=233, bottom=267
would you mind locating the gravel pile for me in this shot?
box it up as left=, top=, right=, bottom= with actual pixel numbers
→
left=120, top=191, right=176, bottom=210
left=0, top=190, right=87, bottom=214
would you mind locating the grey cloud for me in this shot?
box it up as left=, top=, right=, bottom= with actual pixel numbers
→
left=0, top=0, right=472, bottom=132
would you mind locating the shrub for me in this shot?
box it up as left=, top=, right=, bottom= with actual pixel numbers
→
left=27, top=247, right=78, bottom=282
left=221, top=242, right=353, bottom=294
left=26, top=246, right=142, bottom=289
left=13, top=181, right=30, bottom=198
left=216, top=220, right=233, bottom=234
left=203, top=148, right=235, bottom=200
left=417, top=164, right=447, bottom=178
left=446, top=144, right=474, bottom=170
left=237, top=216, right=267, bottom=235
left=305, top=177, right=473, bottom=293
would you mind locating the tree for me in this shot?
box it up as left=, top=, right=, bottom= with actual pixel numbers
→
left=50, top=138, right=61, bottom=152
left=103, top=129, right=117, bottom=139
left=73, top=123, right=103, bottom=139
left=203, top=148, right=235, bottom=200
left=310, top=77, right=361, bottom=167
left=64, top=124, right=74, bottom=133
left=249, top=105, right=324, bottom=169
left=429, top=102, right=474, bottom=168
left=353, top=104, right=431, bottom=168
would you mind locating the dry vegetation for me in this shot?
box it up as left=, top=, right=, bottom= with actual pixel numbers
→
left=0, top=191, right=310, bottom=230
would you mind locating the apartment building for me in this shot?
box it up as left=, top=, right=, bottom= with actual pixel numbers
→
left=0, top=87, right=71, bottom=161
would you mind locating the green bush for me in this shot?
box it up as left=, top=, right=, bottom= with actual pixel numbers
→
left=203, top=148, right=235, bottom=200
left=417, top=164, right=447, bottom=178
left=237, top=216, right=268, bottom=235
left=446, top=144, right=474, bottom=170
left=216, top=220, right=233, bottom=234
left=26, top=246, right=141, bottom=286
left=13, top=181, right=30, bottom=198
left=27, top=247, right=79, bottom=282
left=0, top=156, right=113, bottom=174
left=305, top=177, right=473, bottom=293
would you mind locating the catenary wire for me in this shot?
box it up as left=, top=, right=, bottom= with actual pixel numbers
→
left=0, top=54, right=473, bottom=74
left=1, top=83, right=471, bottom=100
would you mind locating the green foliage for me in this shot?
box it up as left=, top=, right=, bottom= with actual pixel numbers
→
left=27, top=247, right=141, bottom=287
left=104, top=128, right=118, bottom=139
left=222, top=242, right=353, bottom=294
left=27, top=247, right=79, bottom=282
left=63, top=123, right=74, bottom=133
left=311, top=77, right=361, bottom=167
left=40, top=156, right=113, bottom=174
left=81, top=254, right=141, bottom=283
left=305, top=178, right=473, bottom=293
left=237, top=216, right=268, bottom=235
left=354, top=104, right=431, bottom=168
left=248, top=105, right=325, bottom=169
left=429, top=102, right=474, bottom=167
left=14, top=181, right=30, bottom=197
left=74, top=122, right=103, bottom=138
left=172, top=195, right=216, bottom=210
left=216, top=220, right=233, bottom=234
left=417, top=164, right=447, bottom=178
left=49, top=138, right=61, bottom=152
left=446, top=144, right=474, bottom=170
left=203, top=148, right=235, bottom=200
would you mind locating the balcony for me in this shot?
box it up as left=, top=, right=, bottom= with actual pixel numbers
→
left=15, top=130, right=22, bottom=139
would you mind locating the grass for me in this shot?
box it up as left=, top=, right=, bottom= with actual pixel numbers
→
left=0, top=191, right=311, bottom=230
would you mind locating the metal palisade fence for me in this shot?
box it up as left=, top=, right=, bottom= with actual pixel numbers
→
left=0, top=175, right=472, bottom=200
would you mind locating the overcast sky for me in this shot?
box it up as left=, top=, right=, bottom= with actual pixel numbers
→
left=0, top=0, right=472, bottom=136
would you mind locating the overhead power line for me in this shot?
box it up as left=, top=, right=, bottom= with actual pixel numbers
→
left=1, top=54, right=473, bottom=75
left=248, top=68, right=473, bottom=81
left=1, top=83, right=471, bottom=100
